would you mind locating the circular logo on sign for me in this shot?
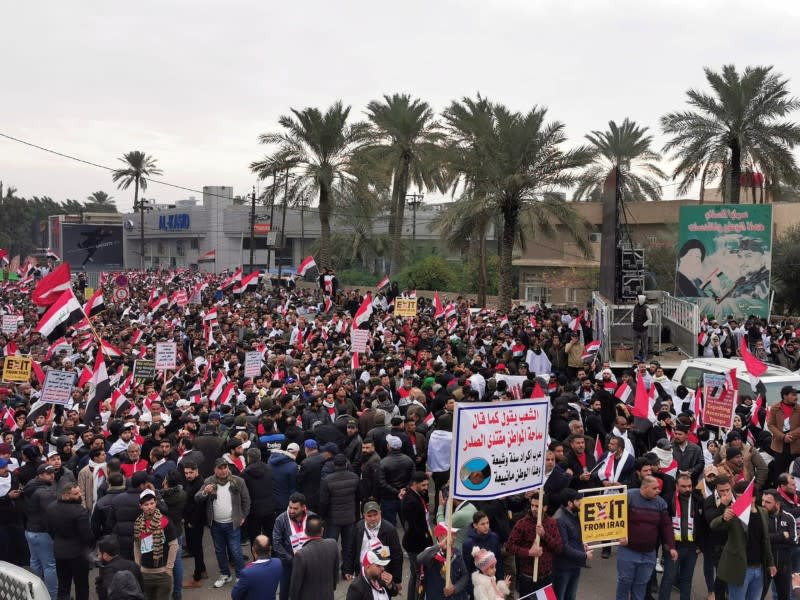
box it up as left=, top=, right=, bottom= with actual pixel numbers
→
left=115, top=275, right=129, bottom=287
left=113, top=287, right=129, bottom=302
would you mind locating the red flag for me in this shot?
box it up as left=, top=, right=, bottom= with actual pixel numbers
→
left=354, top=294, right=373, bottom=328
left=34, top=289, right=85, bottom=341
left=32, top=263, right=72, bottom=307
left=731, top=480, right=755, bottom=526
left=433, top=292, right=445, bottom=320
left=530, top=382, right=546, bottom=399
left=594, top=435, right=604, bottom=462
left=376, top=275, right=390, bottom=290
left=740, top=342, right=767, bottom=378
left=297, top=256, right=317, bottom=276
left=632, top=376, right=655, bottom=421
left=615, top=382, right=632, bottom=404
left=750, top=395, right=764, bottom=428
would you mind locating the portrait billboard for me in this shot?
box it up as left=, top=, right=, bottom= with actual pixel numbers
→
left=62, top=224, right=124, bottom=270
left=675, top=205, right=772, bottom=319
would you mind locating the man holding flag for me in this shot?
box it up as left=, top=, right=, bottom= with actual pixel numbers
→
left=710, top=480, right=775, bottom=600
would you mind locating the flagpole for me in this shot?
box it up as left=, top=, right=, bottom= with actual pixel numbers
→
left=532, top=488, right=545, bottom=582
left=444, top=482, right=454, bottom=589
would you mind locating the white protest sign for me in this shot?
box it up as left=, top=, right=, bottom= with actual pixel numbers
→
left=451, top=399, right=550, bottom=500
left=244, top=351, right=262, bottom=378
left=350, top=329, right=370, bottom=354
left=39, top=369, right=75, bottom=406
left=155, top=342, right=177, bottom=371
left=1, top=315, right=19, bottom=335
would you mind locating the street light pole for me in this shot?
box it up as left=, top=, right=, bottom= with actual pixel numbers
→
left=136, top=195, right=151, bottom=270
left=278, top=168, right=290, bottom=279
left=405, top=193, right=424, bottom=243
left=265, top=171, right=278, bottom=275
left=248, top=185, right=256, bottom=273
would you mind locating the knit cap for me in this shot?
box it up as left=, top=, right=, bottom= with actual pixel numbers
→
left=472, top=546, right=497, bottom=573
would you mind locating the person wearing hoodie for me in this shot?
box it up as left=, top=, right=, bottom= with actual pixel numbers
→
left=462, top=511, right=504, bottom=582
left=268, top=443, right=299, bottom=514
left=242, top=447, right=276, bottom=545
left=46, top=482, right=94, bottom=600
left=23, top=463, right=58, bottom=600
left=161, top=470, right=187, bottom=600
left=96, top=535, right=144, bottom=600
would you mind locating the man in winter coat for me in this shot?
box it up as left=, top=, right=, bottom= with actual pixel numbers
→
left=343, top=501, right=403, bottom=585
left=289, top=515, right=340, bottom=600
left=23, top=463, right=58, bottom=599
left=195, top=458, right=251, bottom=589
left=272, top=492, right=316, bottom=600
left=762, top=488, right=796, bottom=600
left=357, top=439, right=381, bottom=505
left=554, top=489, right=592, bottom=600
left=96, top=535, right=144, bottom=600
left=46, top=482, right=94, bottom=600
left=231, top=535, right=282, bottom=600
left=242, top=447, right=275, bottom=545
left=110, top=471, right=157, bottom=560
left=377, top=435, right=414, bottom=526
left=179, top=460, right=206, bottom=588
left=319, top=453, right=360, bottom=564
left=418, top=523, right=469, bottom=600
left=401, top=472, right=433, bottom=600
left=296, top=440, right=326, bottom=513
left=268, top=443, right=298, bottom=514
left=91, top=472, right=127, bottom=540
left=134, top=489, right=179, bottom=600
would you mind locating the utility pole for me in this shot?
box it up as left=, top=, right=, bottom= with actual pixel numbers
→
left=278, top=168, right=290, bottom=279
left=265, top=171, right=278, bottom=275
left=135, top=196, right=151, bottom=269
left=248, top=185, right=256, bottom=273
left=405, top=193, right=424, bottom=243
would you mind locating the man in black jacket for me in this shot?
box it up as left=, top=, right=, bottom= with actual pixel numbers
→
left=23, top=463, right=58, bottom=600
left=762, top=488, right=797, bottom=600
left=243, top=447, right=275, bottom=545
left=343, top=501, right=403, bottom=586
left=345, top=548, right=399, bottom=600
left=95, top=535, right=144, bottom=600
left=179, top=461, right=206, bottom=588
left=358, top=439, right=381, bottom=506
left=109, top=471, right=155, bottom=560
left=46, top=482, right=94, bottom=600
left=297, top=440, right=326, bottom=513
left=401, top=472, right=432, bottom=600
left=319, top=453, right=360, bottom=565
left=378, top=435, right=414, bottom=526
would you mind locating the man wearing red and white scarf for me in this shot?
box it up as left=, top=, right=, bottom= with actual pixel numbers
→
left=658, top=474, right=700, bottom=600
left=77, top=447, right=106, bottom=512
left=598, top=436, right=634, bottom=486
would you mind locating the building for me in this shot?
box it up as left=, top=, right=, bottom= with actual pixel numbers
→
left=122, top=186, right=497, bottom=273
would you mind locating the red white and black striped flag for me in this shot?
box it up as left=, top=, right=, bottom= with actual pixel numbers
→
left=35, top=289, right=85, bottom=341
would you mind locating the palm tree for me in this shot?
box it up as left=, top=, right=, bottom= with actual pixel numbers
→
left=86, top=190, right=115, bottom=206
left=363, top=94, right=445, bottom=275
left=574, top=119, right=666, bottom=202
left=111, top=151, right=162, bottom=267
left=252, top=101, right=370, bottom=269
left=662, top=65, right=800, bottom=203
left=443, top=97, right=593, bottom=310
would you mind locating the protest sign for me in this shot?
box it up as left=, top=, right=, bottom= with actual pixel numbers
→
left=40, top=369, right=75, bottom=406
left=2, top=355, right=31, bottom=383
left=451, top=399, right=549, bottom=500
left=350, top=329, right=370, bottom=354
left=244, top=351, right=262, bottom=378
left=394, top=298, right=417, bottom=318
left=155, top=342, right=177, bottom=371
left=703, top=372, right=735, bottom=428
left=1, top=315, right=19, bottom=335
left=579, top=486, right=628, bottom=548
left=134, top=359, right=156, bottom=381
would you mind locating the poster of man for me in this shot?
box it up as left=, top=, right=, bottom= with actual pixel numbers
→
left=675, top=205, right=772, bottom=318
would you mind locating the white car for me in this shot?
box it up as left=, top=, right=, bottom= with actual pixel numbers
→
left=671, top=357, right=800, bottom=406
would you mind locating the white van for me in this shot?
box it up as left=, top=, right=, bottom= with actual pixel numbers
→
left=671, top=357, right=800, bottom=406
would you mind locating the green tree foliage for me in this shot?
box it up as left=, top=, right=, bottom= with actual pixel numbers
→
left=0, top=192, right=69, bottom=257
left=662, top=65, right=800, bottom=204
left=772, top=224, right=800, bottom=314
left=84, top=190, right=117, bottom=213
left=397, top=255, right=458, bottom=291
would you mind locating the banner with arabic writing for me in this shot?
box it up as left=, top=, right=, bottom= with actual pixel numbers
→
left=451, top=400, right=550, bottom=500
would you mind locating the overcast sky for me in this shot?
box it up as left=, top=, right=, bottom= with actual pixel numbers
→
left=3, top=0, right=800, bottom=212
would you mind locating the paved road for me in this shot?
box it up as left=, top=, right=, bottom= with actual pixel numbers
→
left=163, top=534, right=714, bottom=600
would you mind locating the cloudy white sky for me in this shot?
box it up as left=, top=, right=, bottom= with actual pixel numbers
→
left=3, top=0, right=800, bottom=212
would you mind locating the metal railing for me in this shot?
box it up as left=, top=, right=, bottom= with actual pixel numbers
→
left=0, top=562, right=49, bottom=599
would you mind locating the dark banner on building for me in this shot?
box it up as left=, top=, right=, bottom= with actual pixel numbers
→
left=62, top=224, right=124, bottom=270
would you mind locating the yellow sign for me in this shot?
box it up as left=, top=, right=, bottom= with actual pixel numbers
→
left=395, top=298, right=418, bottom=318
left=2, top=355, right=32, bottom=383
left=85, top=287, right=94, bottom=299
left=579, top=490, right=628, bottom=546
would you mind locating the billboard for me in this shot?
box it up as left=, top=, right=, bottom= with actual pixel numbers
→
left=676, top=205, right=772, bottom=318
left=62, top=224, right=124, bottom=270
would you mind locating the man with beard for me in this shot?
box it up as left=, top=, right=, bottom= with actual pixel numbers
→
left=179, top=461, right=207, bottom=589
left=564, top=434, right=599, bottom=490
left=345, top=548, right=398, bottom=600
left=221, top=439, right=246, bottom=476
left=358, top=439, right=381, bottom=506
left=658, top=474, right=700, bottom=600
left=272, top=492, right=316, bottom=600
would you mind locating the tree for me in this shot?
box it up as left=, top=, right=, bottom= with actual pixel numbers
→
left=363, top=94, right=445, bottom=276
left=252, top=101, right=370, bottom=269
left=111, top=151, right=162, bottom=267
left=772, top=224, right=800, bottom=314
left=573, top=118, right=666, bottom=202
left=85, top=190, right=117, bottom=212
left=443, top=97, right=593, bottom=311
left=662, top=65, right=800, bottom=203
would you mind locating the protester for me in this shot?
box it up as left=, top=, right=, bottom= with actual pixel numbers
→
left=289, top=515, right=339, bottom=600
left=134, top=488, right=179, bottom=600
left=230, top=535, right=282, bottom=600
left=95, top=535, right=144, bottom=600
left=46, top=482, right=94, bottom=600
left=418, top=523, right=469, bottom=600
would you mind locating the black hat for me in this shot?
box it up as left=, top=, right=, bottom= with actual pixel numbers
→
left=214, top=457, right=230, bottom=468
left=726, top=447, right=743, bottom=460
left=781, top=386, right=797, bottom=397
left=130, top=472, right=150, bottom=488
left=333, top=454, right=347, bottom=467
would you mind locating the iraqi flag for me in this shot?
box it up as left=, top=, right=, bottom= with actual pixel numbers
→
left=376, top=275, right=390, bottom=290
left=83, top=352, right=111, bottom=424
left=35, top=289, right=85, bottom=341
left=351, top=353, right=360, bottom=373
left=203, top=307, right=218, bottom=322
left=0, top=249, right=8, bottom=265
left=615, top=381, right=632, bottom=404
left=101, top=339, right=124, bottom=358
left=750, top=395, right=764, bottom=428
left=209, top=371, right=228, bottom=404
left=594, top=435, right=604, bottom=462
left=149, top=294, right=168, bottom=312
left=582, top=339, right=601, bottom=361
left=354, top=293, right=373, bottom=328
left=217, top=382, right=236, bottom=406
left=83, top=289, right=105, bottom=318
left=32, top=262, right=72, bottom=307
left=632, top=375, right=656, bottom=422
left=444, top=302, right=457, bottom=320
left=46, top=247, right=61, bottom=261
left=234, top=270, right=259, bottom=295
left=731, top=480, right=755, bottom=526
left=422, top=411, right=434, bottom=427
left=218, top=268, right=242, bottom=291
left=433, top=292, right=445, bottom=320
left=297, top=256, right=317, bottom=277
left=198, top=249, right=216, bottom=263
left=698, top=331, right=709, bottom=346
left=740, top=342, right=768, bottom=378
left=569, top=316, right=582, bottom=332
left=529, top=584, right=557, bottom=600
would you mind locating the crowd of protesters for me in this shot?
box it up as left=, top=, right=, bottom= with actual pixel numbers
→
left=1, top=261, right=800, bottom=600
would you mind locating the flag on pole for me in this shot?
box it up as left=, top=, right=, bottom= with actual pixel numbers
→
left=32, top=262, right=72, bottom=306
left=740, top=343, right=768, bottom=378
left=528, top=584, right=557, bottom=600
left=0, top=249, right=8, bottom=265
left=84, top=289, right=105, bottom=317
left=433, top=292, right=445, bottom=320
left=731, top=480, right=755, bottom=526
left=615, top=382, right=632, bottom=404
left=582, top=339, right=601, bottom=361
left=233, top=270, right=259, bottom=295
left=351, top=353, right=359, bottom=372
left=354, top=294, right=373, bottom=328
left=750, top=395, right=764, bottom=428
left=632, top=376, right=655, bottom=422
left=297, top=256, right=317, bottom=276
left=83, top=352, right=111, bottom=424
left=198, top=249, right=216, bottom=263
left=34, top=290, right=86, bottom=341
left=209, top=372, right=228, bottom=404
left=594, top=435, right=604, bottom=462
left=376, top=275, right=390, bottom=290
left=46, top=247, right=61, bottom=261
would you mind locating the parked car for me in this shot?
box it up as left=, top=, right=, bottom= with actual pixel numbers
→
left=671, top=357, right=800, bottom=406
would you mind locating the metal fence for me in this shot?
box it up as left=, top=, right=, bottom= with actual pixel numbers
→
left=0, top=562, right=49, bottom=600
